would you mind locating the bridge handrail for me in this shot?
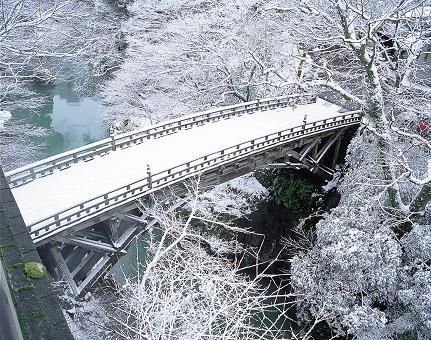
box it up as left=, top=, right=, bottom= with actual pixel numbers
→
left=28, top=110, right=362, bottom=243
left=5, top=94, right=316, bottom=188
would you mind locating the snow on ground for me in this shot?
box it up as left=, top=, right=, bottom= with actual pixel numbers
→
left=0, top=111, right=11, bottom=129
left=197, top=173, right=268, bottom=219
left=55, top=282, right=110, bottom=340
left=11, top=99, right=346, bottom=227
left=321, top=169, right=341, bottom=192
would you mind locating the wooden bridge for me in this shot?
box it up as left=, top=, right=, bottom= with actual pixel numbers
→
left=4, top=94, right=361, bottom=295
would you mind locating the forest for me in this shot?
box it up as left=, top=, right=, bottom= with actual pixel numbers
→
left=1, top=0, right=431, bottom=339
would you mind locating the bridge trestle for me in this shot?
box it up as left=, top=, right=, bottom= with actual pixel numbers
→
left=44, top=198, right=188, bottom=296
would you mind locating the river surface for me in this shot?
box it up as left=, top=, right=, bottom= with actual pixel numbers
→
left=11, top=81, right=107, bottom=160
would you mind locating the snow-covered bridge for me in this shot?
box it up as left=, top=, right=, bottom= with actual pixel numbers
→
left=5, top=95, right=361, bottom=294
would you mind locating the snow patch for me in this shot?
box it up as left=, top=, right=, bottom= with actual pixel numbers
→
left=322, top=170, right=341, bottom=192
left=0, top=111, right=11, bottom=129
left=197, top=173, right=268, bottom=218
left=59, top=288, right=109, bottom=340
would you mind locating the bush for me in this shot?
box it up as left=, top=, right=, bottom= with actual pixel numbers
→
left=270, top=175, right=314, bottom=220
left=23, top=262, right=47, bottom=279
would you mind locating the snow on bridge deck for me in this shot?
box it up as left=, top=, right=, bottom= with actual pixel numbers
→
left=10, top=98, right=349, bottom=233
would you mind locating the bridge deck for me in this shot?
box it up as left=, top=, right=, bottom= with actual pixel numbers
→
left=10, top=99, right=349, bottom=237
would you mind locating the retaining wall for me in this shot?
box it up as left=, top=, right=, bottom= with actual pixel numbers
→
left=0, top=167, right=73, bottom=340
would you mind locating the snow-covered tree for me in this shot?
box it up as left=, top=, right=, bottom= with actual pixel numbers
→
left=0, top=0, right=125, bottom=105
left=101, top=0, right=300, bottom=128
left=260, top=1, right=431, bottom=337
left=0, top=0, right=125, bottom=169
left=291, top=131, right=431, bottom=338
left=269, top=0, right=431, bottom=216
left=75, top=182, right=295, bottom=339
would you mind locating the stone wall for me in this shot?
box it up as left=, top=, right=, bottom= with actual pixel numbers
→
left=0, top=168, right=73, bottom=340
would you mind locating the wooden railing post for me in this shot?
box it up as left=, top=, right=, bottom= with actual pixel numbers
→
left=109, top=127, right=116, bottom=151
left=302, top=115, right=307, bottom=134
left=147, top=164, right=152, bottom=189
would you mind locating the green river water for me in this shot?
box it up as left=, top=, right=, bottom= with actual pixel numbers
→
left=12, top=81, right=107, bottom=160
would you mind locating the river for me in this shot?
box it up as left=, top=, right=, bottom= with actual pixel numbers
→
left=10, top=81, right=107, bottom=160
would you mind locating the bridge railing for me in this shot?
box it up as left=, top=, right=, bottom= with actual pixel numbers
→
left=28, top=110, right=362, bottom=244
left=5, top=94, right=316, bottom=188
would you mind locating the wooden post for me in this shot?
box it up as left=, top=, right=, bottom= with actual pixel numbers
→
left=109, top=218, right=120, bottom=245
left=331, top=133, right=343, bottom=168
left=109, top=127, right=116, bottom=151
left=312, top=139, right=320, bottom=159
left=51, top=245, right=79, bottom=295
left=302, top=115, right=307, bottom=134
left=147, top=164, right=152, bottom=189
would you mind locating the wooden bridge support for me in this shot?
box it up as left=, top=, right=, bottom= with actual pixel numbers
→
left=332, top=132, right=343, bottom=168
left=256, top=129, right=345, bottom=178
left=43, top=199, right=188, bottom=296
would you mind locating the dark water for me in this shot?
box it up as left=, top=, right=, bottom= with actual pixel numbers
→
left=111, top=234, right=149, bottom=284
